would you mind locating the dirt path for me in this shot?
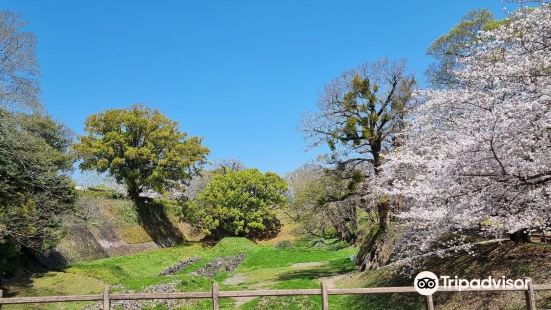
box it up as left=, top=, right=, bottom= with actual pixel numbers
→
left=232, top=262, right=335, bottom=308
left=318, top=272, right=355, bottom=288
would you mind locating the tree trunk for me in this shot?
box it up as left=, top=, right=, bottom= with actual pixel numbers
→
left=377, top=200, right=390, bottom=230
left=126, top=180, right=142, bottom=203
left=355, top=198, right=392, bottom=271
left=355, top=228, right=389, bottom=271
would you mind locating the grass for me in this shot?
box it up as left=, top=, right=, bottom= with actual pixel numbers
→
left=9, top=191, right=551, bottom=309
left=5, top=238, right=357, bottom=310
left=5, top=238, right=551, bottom=309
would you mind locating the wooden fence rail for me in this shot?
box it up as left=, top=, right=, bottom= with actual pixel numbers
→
left=1, top=279, right=550, bottom=309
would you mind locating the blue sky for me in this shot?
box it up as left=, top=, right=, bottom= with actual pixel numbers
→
left=3, top=0, right=509, bottom=176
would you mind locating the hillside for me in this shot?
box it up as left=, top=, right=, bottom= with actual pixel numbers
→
left=3, top=189, right=551, bottom=309
left=3, top=238, right=356, bottom=310
left=338, top=242, right=551, bottom=309
left=36, top=189, right=202, bottom=267
left=3, top=234, right=551, bottom=309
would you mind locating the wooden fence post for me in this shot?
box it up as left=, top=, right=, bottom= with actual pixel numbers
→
left=212, top=282, right=219, bottom=310
left=525, top=278, right=536, bottom=310
left=426, top=294, right=434, bottom=310
left=103, top=286, right=110, bottom=310
left=321, top=281, right=329, bottom=310
left=0, top=289, right=3, bottom=310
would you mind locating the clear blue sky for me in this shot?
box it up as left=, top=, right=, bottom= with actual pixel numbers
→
left=3, top=0, right=509, bottom=176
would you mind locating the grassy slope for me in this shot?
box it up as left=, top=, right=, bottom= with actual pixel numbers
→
left=5, top=238, right=551, bottom=309
left=54, top=190, right=204, bottom=264
left=335, top=242, right=551, bottom=310
left=5, top=238, right=356, bottom=310
left=7, top=191, right=551, bottom=309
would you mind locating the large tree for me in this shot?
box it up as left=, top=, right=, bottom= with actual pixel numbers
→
left=0, top=110, right=75, bottom=275
left=305, top=59, right=415, bottom=178
left=0, top=11, right=75, bottom=275
left=74, top=105, right=209, bottom=203
left=303, top=59, right=415, bottom=269
left=183, top=169, right=287, bottom=240
left=377, top=4, right=551, bottom=257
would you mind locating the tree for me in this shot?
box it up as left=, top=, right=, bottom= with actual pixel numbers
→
left=286, top=165, right=359, bottom=243
left=0, top=11, right=74, bottom=275
left=74, top=105, right=209, bottom=203
left=377, top=4, right=551, bottom=258
left=426, top=9, right=498, bottom=88
left=304, top=58, right=415, bottom=214
left=0, top=110, right=75, bottom=275
left=183, top=169, right=287, bottom=240
left=305, top=59, right=415, bottom=177
left=303, top=59, right=415, bottom=269
left=0, top=11, right=40, bottom=111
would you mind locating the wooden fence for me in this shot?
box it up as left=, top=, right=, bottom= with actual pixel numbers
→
left=1, top=279, right=550, bottom=310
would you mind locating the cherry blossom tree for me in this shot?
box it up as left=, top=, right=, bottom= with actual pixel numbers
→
left=377, top=4, right=551, bottom=255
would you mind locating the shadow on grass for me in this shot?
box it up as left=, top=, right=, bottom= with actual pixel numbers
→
left=136, top=198, right=184, bottom=247
left=0, top=247, right=70, bottom=297
left=277, top=258, right=355, bottom=282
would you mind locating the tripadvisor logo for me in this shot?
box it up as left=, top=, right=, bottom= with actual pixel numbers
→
left=414, top=271, right=530, bottom=295
left=414, top=271, right=439, bottom=295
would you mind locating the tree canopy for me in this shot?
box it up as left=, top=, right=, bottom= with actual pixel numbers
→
left=377, top=4, right=551, bottom=257
left=304, top=59, right=415, bottom=177
left=183, top=169, right=288, bottom=240
left=0, top=11, right=75, bottom=276
left=426, top=9, right=499, bottom=88
left=286, top=165, right=358, bottom=242
left=74, top=105, right=209, bottom=202
left=0, top=11, right=40, bottom=111
left=0, top=110, right=75, bottom=275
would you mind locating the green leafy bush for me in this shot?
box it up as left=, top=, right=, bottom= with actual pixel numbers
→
left=183, top=169, right=287, bottom=240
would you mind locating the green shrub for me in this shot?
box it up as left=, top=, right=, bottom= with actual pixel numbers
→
left=182, top=169, right=287, bottom=240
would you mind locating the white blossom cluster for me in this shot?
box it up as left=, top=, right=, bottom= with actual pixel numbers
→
left=376, top=4, right=551, bottom=254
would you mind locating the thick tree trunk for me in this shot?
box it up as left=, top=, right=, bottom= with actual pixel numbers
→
left=377, top=200, right=390, bottom=230
left=355, top=199, right=392, bottom=271
left=355, top=228, right=389, bottom=271
left=353, top=147, right=396, bottom=270
left=126, top=180, right=142, bottom=203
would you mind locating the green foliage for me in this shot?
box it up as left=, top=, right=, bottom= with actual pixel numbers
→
left=0, top=109, right=76, bottom=276
left=183, top=169, right=287, bottom=239
left=312, top=60, right=414, bottom=176
left=287, top=170, right=336, bottom=239
left=287, top=166, right=359, bottom=243
left=74, top=105, right=209, bottom=201
left=427, top=9, right=502, bottom=87
left=335, top=74, right=385, bottom=149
